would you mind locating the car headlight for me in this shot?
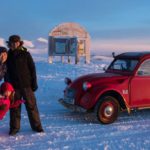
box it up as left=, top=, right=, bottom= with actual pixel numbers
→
left=83, top=82, right=92, bottom=91
left=64, top=77, right=72, bottom=85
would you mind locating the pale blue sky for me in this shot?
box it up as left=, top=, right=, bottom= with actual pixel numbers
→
left=0, top=0, right=150, bottom=51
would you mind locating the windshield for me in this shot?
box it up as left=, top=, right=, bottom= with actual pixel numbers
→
left=108, top=59, right=139, bottom=72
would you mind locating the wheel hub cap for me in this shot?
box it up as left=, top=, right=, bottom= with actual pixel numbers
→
left=104, top=106, right=113, bottom=117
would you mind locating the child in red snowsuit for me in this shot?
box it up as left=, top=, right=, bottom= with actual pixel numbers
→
left=0, top=82, right=24, bottom=120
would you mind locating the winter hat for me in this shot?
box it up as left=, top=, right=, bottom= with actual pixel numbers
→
left=0, top=82, right=14, bottom=94
left=0, top=47, right=7, bottom=54
left=6, top=35, right=23, bottom=45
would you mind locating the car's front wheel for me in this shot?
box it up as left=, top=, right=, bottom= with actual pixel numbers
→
left=96, top=96, right=120, bottom=124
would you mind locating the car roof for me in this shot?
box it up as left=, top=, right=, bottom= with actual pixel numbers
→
left=115, top=51, right=150, bottom=59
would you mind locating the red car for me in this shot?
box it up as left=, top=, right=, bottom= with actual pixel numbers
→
left=59, top=52, right=150, bottom=124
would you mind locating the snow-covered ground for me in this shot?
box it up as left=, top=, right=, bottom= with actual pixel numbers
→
left=0, top=55, right=150, bottom=150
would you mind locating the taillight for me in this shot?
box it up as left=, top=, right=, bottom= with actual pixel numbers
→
left=83, top=82, right=92, bottom=91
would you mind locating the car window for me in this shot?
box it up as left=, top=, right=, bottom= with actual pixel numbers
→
left=109, top=59, right=138, bottom=72
left=137, top=59, right=150, bottom=76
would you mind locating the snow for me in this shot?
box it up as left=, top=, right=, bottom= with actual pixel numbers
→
left=0, top=38, right=5, bottom=47
left=37, top=38, right=48, bottom=44
left=23, top=40, right=34, bottom=48
left=0, top=55, right=150, bottom=150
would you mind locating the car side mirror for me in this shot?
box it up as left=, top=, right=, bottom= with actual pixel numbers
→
left=112, top=52, right=115, bottom=58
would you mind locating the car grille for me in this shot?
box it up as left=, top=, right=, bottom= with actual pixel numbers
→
left=64, top=88, right=75, bottom=98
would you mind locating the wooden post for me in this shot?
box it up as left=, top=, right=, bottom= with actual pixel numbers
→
left=61, top=56, right=64, bottom=63
left=48, top=56, right=53, bottom=64
left=68, top=56, right=71, bottom=63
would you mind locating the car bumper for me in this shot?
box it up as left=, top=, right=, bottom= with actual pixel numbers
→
left=58, top=98, right=86, bottom=112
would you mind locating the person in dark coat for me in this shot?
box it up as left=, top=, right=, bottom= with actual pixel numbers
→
left=0, top=47, right=7, bottom=81
left=6, top=35, right=44, bottom=136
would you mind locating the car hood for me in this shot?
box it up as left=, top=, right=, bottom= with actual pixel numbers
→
left=71, top=72, right=129, bottom=88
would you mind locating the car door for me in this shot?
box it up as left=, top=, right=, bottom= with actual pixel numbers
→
left=130, top=59, right=150, bottom=107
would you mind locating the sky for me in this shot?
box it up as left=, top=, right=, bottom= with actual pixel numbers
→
left=0, top=0, right=150, bottom=53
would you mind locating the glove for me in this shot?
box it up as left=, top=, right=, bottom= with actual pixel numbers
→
left=10, top=100, right=25, bottom=108
left=32, top=85, right=38, bottom=92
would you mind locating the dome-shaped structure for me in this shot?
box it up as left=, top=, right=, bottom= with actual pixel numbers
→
left=49, top=22, right=90, bottom=38
left=48, top=22, right=90, bottom=64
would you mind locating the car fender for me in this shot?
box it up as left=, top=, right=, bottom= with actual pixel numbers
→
left=88, top=86, right=130, bottom=112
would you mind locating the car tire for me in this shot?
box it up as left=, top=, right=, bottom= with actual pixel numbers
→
left=96, top=96, right=120, bottom=124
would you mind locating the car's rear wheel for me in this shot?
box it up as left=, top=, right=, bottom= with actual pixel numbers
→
left=96, top=96, right=120, bottom=124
